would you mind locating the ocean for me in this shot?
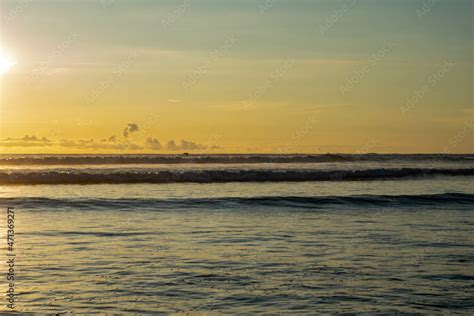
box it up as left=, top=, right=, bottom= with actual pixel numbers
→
left=0, top=154, right=473, bottom=314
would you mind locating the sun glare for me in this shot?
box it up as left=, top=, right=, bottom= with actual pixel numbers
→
left=0, top=48, right=16, bottom=75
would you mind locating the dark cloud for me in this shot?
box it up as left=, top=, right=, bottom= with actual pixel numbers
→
left=0, top=135, right=220, bottom=152
left=21, top=135, right=51, bottom=142
left=145, top=137, right=163, bottom=150
left=0, top=135, right=142, bottom=151
left=166, top=140, right=179, bottom=151
left=123, top=123, right=140, bottom=138
left=180, top=139, right=206, bottom=150
left=165, top=139, right=210, bottom=151
left=0, top=135, right=52, bottom=147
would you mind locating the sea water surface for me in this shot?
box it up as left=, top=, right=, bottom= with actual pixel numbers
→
left=0, top=154, right=473, bottom=314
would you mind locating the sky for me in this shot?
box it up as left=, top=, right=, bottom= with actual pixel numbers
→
left=0, top=0, right=472, bottom=153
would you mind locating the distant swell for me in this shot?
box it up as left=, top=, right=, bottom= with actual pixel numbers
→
left=1, top=193, right=473, bottom=210
left=0, top=154, right=473, bottom=165
left=0, top=168, right=473, bottom=184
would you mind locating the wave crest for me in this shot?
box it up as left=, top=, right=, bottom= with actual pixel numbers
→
left=0, top=154, right=473, bottom=165
left=1, top=193, right=473, bottom=210
left=0, top=168, right=472, bottom=184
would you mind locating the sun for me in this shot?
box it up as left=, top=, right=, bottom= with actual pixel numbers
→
left=0, top=48, right=16, bottom=76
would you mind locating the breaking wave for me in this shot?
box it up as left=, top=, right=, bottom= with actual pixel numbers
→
left=0, top=167, right=473, bottom=184
left=0, top=154, right=473, bottom=165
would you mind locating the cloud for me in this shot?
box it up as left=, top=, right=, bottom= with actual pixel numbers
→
left=122, top=141, right=143, bottom=151
left=0, top=135, right=143, bottom=151
left=158, top=139, right=222, bottom=151
left=100, top=135, right=117, bottom=142
left=123, top=123, right=140, bottom=138
left=57, top=138, right=143, bottom=150
left=180, top=139, right=206, bottom=150
left=0, top=135, right=220, bottom=152
left=165, top=139, right=210, bottom=151
left=22, top=135, right=51, bottom=142
left=0, top=135, right=52, bottom=147
left=145, top=137, right=163, bottom=150
left=166, top=140, right=179, bottom=151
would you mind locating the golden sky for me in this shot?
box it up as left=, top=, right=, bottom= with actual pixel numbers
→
left=0, top=0, right=473, bottom=153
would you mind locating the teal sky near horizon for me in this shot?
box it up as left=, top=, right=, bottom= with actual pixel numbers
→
left=0, top=0, right=472, bottom=153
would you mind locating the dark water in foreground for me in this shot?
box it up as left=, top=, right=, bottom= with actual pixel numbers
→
left=0, top=154, right=473, bottom=314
